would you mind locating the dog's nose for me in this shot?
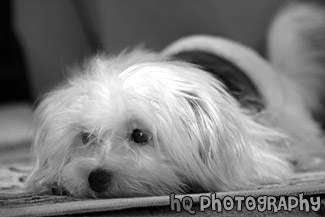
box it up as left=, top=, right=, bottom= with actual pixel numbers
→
left=88, top=169, right=112, bottom=193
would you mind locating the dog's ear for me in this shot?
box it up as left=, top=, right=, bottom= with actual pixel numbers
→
left=26, top=88, right=74, bottom=193
left=26, top=95, right=55, bottom=193
left=150, top=61, right=293, bottom=191
left=179, top=85, right=292, bottom=191
left=26, top=121, right=50, bottom=192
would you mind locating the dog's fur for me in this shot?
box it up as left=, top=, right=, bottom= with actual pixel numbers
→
left=27, top=0, right=325, bottom=198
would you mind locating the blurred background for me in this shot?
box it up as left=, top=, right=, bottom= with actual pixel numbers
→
left=1, top=0, right=283, bottom=150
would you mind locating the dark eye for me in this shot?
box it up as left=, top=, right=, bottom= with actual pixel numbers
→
left=131, top=129, right=149, bottom=144
left=81, top=133, right=95, bottom=145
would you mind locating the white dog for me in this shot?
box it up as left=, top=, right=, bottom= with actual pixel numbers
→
left=27, top=0, right=325, bottom=198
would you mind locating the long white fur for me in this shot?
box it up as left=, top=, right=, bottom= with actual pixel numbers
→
left=27, top=0, right=325, bottom=198
left=163, top=35, right=325, bottom=171
left=27, top=50, right=293, bottom=198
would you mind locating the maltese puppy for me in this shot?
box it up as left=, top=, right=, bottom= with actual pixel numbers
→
left=27, top=0, right=325, bottom=198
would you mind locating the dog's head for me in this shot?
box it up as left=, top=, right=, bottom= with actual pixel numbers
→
left=27, top=49, right=291, bottom=198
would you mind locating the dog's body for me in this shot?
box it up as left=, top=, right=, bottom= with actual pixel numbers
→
left=27, top=0, right=325, bottom=198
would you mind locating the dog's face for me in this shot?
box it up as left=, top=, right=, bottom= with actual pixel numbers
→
left=27, top=50, right=291, bottom=198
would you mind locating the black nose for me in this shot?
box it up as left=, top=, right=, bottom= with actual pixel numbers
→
left=88, top=169, right=112, bottom=193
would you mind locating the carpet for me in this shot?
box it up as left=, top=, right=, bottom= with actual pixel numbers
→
left=1, top=154, right=325, bottom=217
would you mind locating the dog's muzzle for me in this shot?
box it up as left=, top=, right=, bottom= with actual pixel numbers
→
left=88, top=169, right=112, bottom=193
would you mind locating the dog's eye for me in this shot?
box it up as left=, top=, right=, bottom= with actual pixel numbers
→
left=131, top=129, right=149, bottom=144
left=81, top=133, right=96, bottom=145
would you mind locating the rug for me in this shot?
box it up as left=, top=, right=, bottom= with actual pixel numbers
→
left=1, top=157, right=325, bottom=217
